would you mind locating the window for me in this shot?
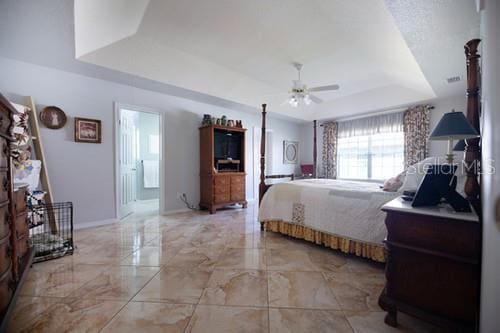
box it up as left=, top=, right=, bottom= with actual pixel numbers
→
left=337, top=131, right=404, bottom=180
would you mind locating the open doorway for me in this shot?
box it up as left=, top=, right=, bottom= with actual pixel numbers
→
left=115, top=104, right=163, bottom=219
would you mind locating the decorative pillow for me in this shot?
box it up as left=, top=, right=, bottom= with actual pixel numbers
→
left=383, top=171, right=406, bottom=192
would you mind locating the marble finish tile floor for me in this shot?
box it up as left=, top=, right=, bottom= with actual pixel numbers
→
left=7, top=205, right=439, bottom=332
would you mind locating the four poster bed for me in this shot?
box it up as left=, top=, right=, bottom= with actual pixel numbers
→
left=257, top=105, right=396, bottom=263
left=257, top=38, right=482, bottom=263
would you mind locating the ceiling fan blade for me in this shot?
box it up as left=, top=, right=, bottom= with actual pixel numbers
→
left=309, top=84, right=340, bottom=92
left=309, top=94, right=323, bottom=103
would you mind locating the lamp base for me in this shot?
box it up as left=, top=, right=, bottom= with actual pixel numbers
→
left=446, top=154, right=454, bottom=165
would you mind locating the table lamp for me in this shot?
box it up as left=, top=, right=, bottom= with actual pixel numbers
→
left=429, top=110, right=479, bottom=165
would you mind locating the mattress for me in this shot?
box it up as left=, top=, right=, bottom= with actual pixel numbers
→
left=258, top=179, right=399, bottom=245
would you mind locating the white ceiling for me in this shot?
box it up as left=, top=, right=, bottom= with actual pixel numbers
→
left=74, top=0, right=479, bottom=121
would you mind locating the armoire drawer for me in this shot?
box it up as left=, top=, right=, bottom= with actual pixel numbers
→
left=0, top=233, right=11, bottom=277
left=214, top=193, right=230, bottom=204
left=0, top=203, right=9, bottom=240
left=214, top=176, right=230, bottom=187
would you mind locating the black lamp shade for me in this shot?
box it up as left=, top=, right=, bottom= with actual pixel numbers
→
left=429, top=111, right=480, bottom=140
left=453, top=139, right=466, bottom=151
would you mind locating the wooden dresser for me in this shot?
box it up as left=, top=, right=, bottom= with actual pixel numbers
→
left=379, top=198, right=480, bottom=332
left=0, top=94, right=33, bottom=331
left=199, top=125, right=247, bottom=214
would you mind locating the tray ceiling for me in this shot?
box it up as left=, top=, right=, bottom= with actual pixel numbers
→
left=75, top=0, right=479, bottom=121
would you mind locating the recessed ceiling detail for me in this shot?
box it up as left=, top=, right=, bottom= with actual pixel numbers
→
left=74, top=0, right=479, bottom=121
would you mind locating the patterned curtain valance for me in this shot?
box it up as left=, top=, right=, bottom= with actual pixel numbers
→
left=403, top=105, right=431, bottom=168
left=322, top=121, right=338, bottom=179
left=338, top=112, right=404, bottom=138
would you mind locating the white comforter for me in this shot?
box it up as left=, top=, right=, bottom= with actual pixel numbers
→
left=258, top=179, right=399, bottom=244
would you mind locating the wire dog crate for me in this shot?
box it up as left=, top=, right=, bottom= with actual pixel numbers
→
left=28, top=202, right=74, bottom=263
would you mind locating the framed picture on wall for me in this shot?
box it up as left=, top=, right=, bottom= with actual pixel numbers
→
left=74, top=117, right=102, bottom=143
left=40, top=106, right=67, bottom=129
left=283, top=140, right=299, bottom=164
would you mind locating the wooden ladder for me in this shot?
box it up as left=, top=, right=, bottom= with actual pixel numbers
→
left=14, top=96, right=57, bottom=232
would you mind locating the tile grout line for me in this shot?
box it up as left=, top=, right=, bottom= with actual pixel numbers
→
left=97, top=266, right=162, bottom=333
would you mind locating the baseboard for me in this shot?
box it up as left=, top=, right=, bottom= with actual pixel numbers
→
left=162, top=207, right=192, bottom=215
left=74, top=218, right=119, bottom=230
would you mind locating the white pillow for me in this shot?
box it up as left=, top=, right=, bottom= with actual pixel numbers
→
left=383, top=171, right=406, bottom=192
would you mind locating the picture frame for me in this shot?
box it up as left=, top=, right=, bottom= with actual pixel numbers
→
left=40, top=106, right=67, bottom=129
left=283, top=140, right=299, bottom=164
left=74, top=117, right=101, bottom=143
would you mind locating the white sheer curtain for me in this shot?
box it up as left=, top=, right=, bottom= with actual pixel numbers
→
left=338, top=112, right=404, bottom=138
left=336, top=112, right=405, bottom=180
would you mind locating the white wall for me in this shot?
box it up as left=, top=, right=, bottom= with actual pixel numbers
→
left=298, top=94, right=468, bottom=176
left=480, top=1, right=500, bottom=331
left=0, top=57, right=301, bottom=227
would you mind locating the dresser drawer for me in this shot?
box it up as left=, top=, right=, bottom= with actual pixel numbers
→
left=0, top=171, right=9, bottom=203
left=0, top=203, right=10, bottom=240
left=0, top=233, right=11, bottom=277
left=16, top=236, right=29, bottom=261
left=0, top=264, right=13, bottom=314
left=0, top=138, right=8, bottom=169
left=15, top=212, right=28, bottom=240
left=385, top=211, right=480, bottom=259
left=14, top=186, right=28, bottom=214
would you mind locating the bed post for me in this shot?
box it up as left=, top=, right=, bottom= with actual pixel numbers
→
left=313, top=120, right=317, bottom=178
left=259, top=104, right=267, bottom=205
left=464, top=39, right=481, bottom=215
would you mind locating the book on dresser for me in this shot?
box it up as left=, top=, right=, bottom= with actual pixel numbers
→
left=199, top=124, right=247, bottom=214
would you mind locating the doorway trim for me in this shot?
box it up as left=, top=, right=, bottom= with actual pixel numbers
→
left=114, top=102, right=165, bottom=219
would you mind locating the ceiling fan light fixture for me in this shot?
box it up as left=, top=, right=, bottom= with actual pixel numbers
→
left=303, top=94, right=312, bottom=105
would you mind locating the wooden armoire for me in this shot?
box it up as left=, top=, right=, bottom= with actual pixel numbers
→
left=199, top=124, right=247, bottom=214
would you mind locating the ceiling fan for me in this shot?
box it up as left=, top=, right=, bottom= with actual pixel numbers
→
left=278, top=62, right=340, bottom=107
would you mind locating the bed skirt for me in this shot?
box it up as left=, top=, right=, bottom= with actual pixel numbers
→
left=261, top=220, right=386, bottom=263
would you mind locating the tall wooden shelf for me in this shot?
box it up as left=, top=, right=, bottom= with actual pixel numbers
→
left=199, top=124, right=247, bottom=214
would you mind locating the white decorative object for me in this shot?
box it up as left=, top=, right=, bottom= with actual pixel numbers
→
left=283, top=140, right=299, bottom=164
left=14, top=160, right=42, bottom=191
